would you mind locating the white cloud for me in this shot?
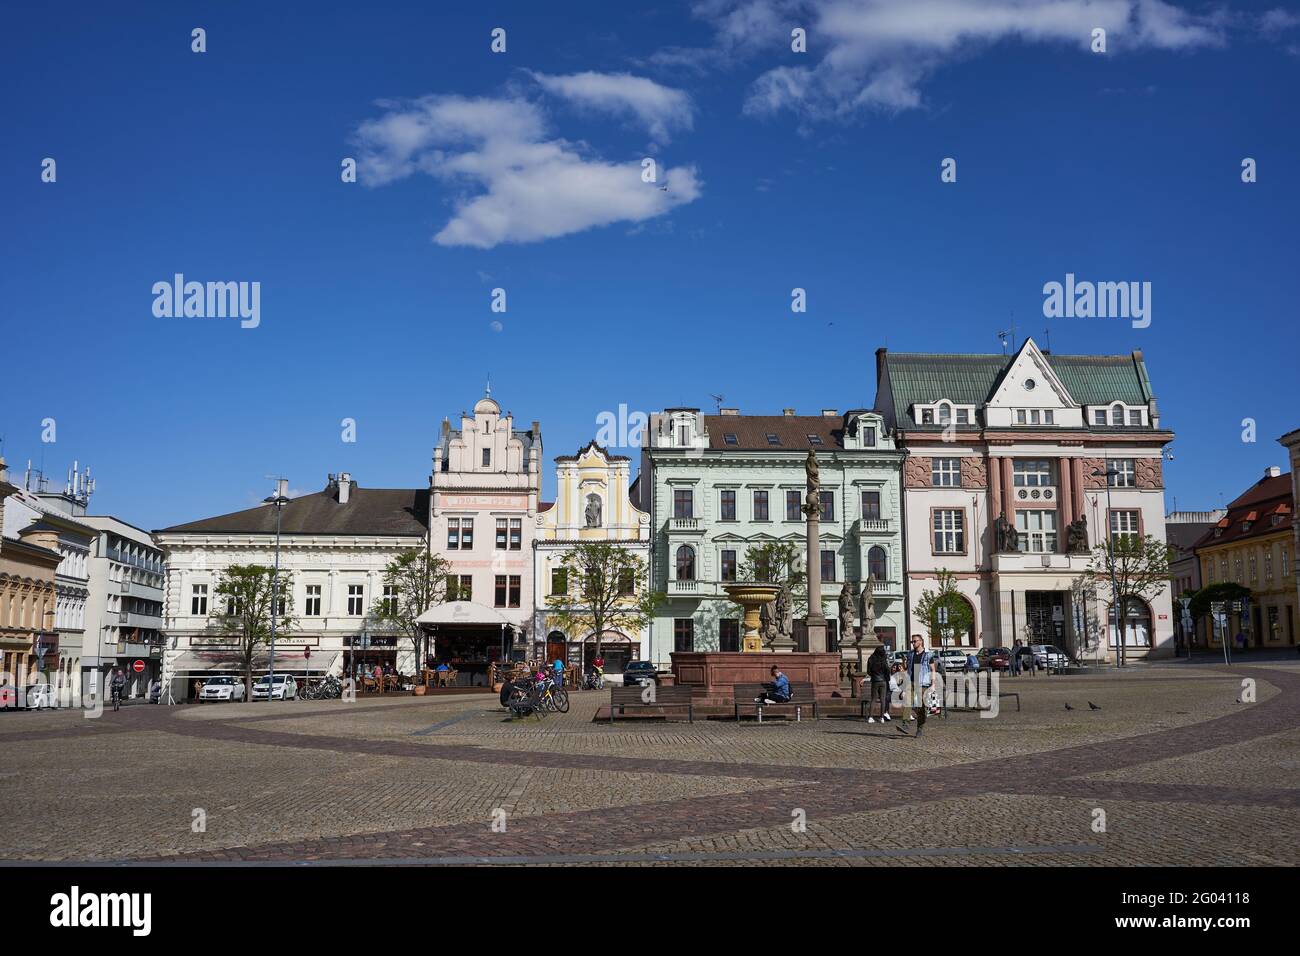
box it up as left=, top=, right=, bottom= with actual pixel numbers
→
left=352, top=95, right=702, bottom=249
left=529, top=71, right=695, bottom=142
left=678, top=0, right=1231, bottom=120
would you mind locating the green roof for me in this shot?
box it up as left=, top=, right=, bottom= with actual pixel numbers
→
left=880, top=349, right=1154, bottom=431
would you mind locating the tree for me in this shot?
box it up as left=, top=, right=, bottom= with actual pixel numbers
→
left=1067, top=575, right=1103, bottom=661
left=374, top=548, right=452, bottom=671
left=1188, top=581, right=1251, bottom=646
left=912, top=569, right=973, bottom=648
left=545, top=543, right=663, bottom=662
left=1084, top=533, right=1171, bottom=665
left=209, top=564, right=295, bottom=698
left=735, top=540, right=816, bottom=616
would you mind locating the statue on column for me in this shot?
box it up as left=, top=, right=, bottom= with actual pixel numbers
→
left=860, top=576, right=876, bottom=638
left=776, top=581, right=793, bottom=640
left=995, top=512, right=1017, bottom=553
left=838, top=580, right=856, bottom=644
left=759, top=598, right=777, bottom=646
left=1067, top=512, right=1089, bottom=554
left=804, top=449, right=821, bottom=514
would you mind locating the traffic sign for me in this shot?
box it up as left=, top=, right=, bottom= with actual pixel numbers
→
left=132, top=659, right=145, bottom=673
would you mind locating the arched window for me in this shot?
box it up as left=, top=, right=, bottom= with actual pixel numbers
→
left=675, top=546, right=695, bottom=581
left=1110, top=402, right=1125, bottom=426
left=1109, top=596, right=1151, bottom=648
left=867, top=546, right=887, bottom=581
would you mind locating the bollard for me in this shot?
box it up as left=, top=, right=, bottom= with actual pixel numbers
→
left=796, top=705, right=802, bottom=722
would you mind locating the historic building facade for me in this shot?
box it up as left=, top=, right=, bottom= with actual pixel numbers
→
left=1191, top=467, right=1296, bottom=649
left=876, top=339, right=1175, bottom=660
left=637, top=407, right=905, bottom=666
left=0, top=458, right=61, bottom=688
left=155, top=474, right=429, bottom=700
left=1280, top=428, right=1300, bottom=624
left=424, top=391, right=542, bottom=662
left=532, top=441, right=651, bottom=671
left=1166, top=510, right=1225, bottom=650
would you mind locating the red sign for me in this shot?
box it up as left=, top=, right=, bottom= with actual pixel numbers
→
left=132, top=659, right=146, bottom=673
left=304, top=647, right=311, bottom=659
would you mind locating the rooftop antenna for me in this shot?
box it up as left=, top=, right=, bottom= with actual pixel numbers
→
left=485, top=376, right=492, bottom=398
left=1043, top=325, right=1052, bottom=352
left=709, top=393, right=725, bottom=413
left=997, top=316, right=1018, bottom=355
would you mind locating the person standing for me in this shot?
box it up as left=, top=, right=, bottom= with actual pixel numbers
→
left=865, top=645, right=891, bottom=723
left=896, top=634, right=937, bottom=737
left=1009, top=639, right=1022, bottom=676
left=552, top=657, right=565, bottom=688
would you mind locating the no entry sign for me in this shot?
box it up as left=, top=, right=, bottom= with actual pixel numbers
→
left=132, top=660, right=146, bottom=673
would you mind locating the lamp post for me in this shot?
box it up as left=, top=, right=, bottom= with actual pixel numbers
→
left=1091, top=466, right=1124, bottom=667
left=264, top=480, right=291, bottom=702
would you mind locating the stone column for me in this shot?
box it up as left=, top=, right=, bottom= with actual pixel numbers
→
left=989, top=456, right=1003, bottom=518
left=1059, top=456, right=1074, bottom=552
left=803, top=502, right=827, bottom=653
left=1001, top=456, right=1015, bottom=523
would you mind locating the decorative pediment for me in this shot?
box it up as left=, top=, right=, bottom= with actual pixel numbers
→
left=987, top=338, right=1077, bottom=409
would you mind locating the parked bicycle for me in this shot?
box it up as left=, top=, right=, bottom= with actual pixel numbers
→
left=301, top=675, right=343, bottom=700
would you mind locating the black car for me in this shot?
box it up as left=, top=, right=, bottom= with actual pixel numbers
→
left=622, top=661, right=658, bottom=686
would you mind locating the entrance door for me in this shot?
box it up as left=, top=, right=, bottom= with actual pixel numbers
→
left=546, top=631, right=566, bottom=664
left=1024, top=591, right=1066, bottom=645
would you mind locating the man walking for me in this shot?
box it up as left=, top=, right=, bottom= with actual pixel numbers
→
left=896, top=634, right=937, bottom=737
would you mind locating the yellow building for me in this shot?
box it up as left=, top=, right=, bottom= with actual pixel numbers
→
left=1194, top=467, right=1296, bottom=648
left=0, top=458, right=61, bottom=685
left=532, top=442, right=651, bottom=671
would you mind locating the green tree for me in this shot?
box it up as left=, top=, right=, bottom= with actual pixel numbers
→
left=210, top=564, right=295, bottom=698
left=735, top=541, right=816, bottom=616
left=1084, top=533, right=1171, bottom=665
left=374, top=548, right=452, bottom=672
left=545, top=543, right=663, bottom=662
left=912, top=569, right=973, bottom=647
left=1188, top=581, right=1252, bottom=645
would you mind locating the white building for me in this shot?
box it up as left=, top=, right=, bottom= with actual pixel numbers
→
left=80, top=515, right=165, bottom=698
left=876, top=339, right=1176, bottom=661
left=154, top=474, right=428, bottom=700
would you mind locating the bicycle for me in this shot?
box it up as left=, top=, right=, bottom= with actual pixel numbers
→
left=110, top=687, right=122, bottom=712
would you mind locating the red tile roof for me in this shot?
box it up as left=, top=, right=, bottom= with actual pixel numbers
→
left=1193, top=473, right=1293, bottom=550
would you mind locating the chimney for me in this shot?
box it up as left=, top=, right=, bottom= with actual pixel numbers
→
left=875, top=347, right=888, bottom=388
left=719, top=408, right=739, bottom=416
left=783, top=408, right=796, bottom=416
left=1266, top=466, right=1282, bottom=479
left=821, top=409, right=838, bottom=417
left=337, top=472, right=352, bottom=504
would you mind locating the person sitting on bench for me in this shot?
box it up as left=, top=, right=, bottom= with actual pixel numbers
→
left=756, top=666, right=791, bottom=704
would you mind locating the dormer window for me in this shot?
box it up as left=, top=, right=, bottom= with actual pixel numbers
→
left=677, top=424, right=690, bottom=445
left=956, top=408, right=970, bottom=425
left=724, top=433, right=738, bottom=446
left=864, top=426, right=877, bottom=447
left=807, top=434, right=823, bottom=445
left=921, top=408, right=934, bottom=425
left=937, top=404, right=951, bottom=425
left=1110, top=406, right=1124, bottom=426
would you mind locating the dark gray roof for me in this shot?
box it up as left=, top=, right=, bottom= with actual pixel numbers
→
left=705, top=415, right=843, bottom=450
left=157, top=487, right=429, bottom=536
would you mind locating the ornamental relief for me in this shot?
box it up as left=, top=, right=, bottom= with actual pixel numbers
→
left=1136, top=458, right=1163, bottom=489
left=1078, top=457, right=1107, bottom=489
left=903, top=457, right=931, bottom=488
left=961, top=456, right=987, bottom=489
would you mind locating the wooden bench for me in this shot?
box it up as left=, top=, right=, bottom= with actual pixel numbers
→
left=733, top=682, right=819, bottom=721
left=608, top=685, right=693, bottom=723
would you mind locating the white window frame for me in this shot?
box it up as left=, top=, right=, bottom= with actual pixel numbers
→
left=1016, top=509, right=1058, bottom=553
left=933, top=510, right=965, bottom=554
left=1012, top=459, right=1053, bottom=487
left=931, top=457, right=961, bottom=487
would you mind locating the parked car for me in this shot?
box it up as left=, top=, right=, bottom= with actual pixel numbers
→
left=251, top=674, right=298, bottom=700
left=936, top=648, right=969, bottom=671
left=0, top=683, right=20, bottom=710
left=978, top=647, right=1011, bottom=671
left=199, top=676, right=246, bottom=702
left=1029, top=644, right=1071, bottom=669
left=622, top=660, right=658, bottom=686
left=24, top=683, right=59, bottom=709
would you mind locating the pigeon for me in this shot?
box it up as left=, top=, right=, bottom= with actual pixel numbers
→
left=1064, top=703, right=1075, bottom=711
left=1088, top=701, right=1101, bottom=710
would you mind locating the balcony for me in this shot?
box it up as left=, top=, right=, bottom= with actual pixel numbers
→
left=858, top=518, right=892, bottom=534
left=122, top=611, right=164, bottom=630
left=667, top=579, right=701, bottom=596
left=667, top=517, right=702, bottom=533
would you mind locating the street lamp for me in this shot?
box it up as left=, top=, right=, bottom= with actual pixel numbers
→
left=1090, top=466, right=1125, bottom=668
left=263, top=480, right=291, bottom=702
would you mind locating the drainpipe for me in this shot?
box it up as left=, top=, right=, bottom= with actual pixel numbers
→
left=898, top=444, right=912, bottom=649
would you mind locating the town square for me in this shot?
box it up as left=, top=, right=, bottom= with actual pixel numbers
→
left=1, top=0, right=1297, bottom=933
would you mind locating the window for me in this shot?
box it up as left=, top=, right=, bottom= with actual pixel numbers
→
left=821, top=550, right=836, bottom=582
left=921, top=408, right=934, bottom=425
left=719, top=489, right=736, bottom=520
left=1111, top=406, right=1124, bottom=426
left=1109, top=510, right=1140, bottom=547
left=1016, top=410, right=1027, bottom=424
left=932, top=458, right=960, bottom=487
left=1043, top=410, right=1054, bottom=425
left=1094, top=409, right=1107, bottom=425
left=1108, top=459, right=1135, bottom=487
left=618, top=568, right=635, bottom=595
left=721, top=549, right=737, bottom=582
left=460, top=519, right=473, bottom=549
left=675, top=546, right=695, bottom=581
left=509, top=518, right=522, bottom=550
left=867, top=546, right=887, bottom=581
left=1109, top=596, right=1151, bottom=647
left=786, top=490, right=802, bottom=521
left=753, top=490, right=769, bottom=521
left=956, top=408, right=970, bottom=425
left=933, top=510, right=965, bottom=554
left=1016, top=509, right=1058, bottom=553
left=864, top=425, right=877, bottom=446
left=724, top=433, right=738, bottom=445
left=766, top=434, right=781, bottom=446
left=674, top=618, right=694, bottom=652
left=495, top=518, right=508, bottom=549
left=551, top=568, right=568, bottom=594
left=495, top=575, right=507, bottom=607
left=1284, top=546, right=1290, bottom=578
left=447, top=518, right=460, bottom=550
left=190, top=584, right=208, bottom=616
left=807, top=434, right=824, bottom=446
left=673, top=489, right=693, bottom=519
left=936, top=405, right=951, bottom=425
left=347, top=585, right=364, bottom=616
left=719, top=619, right=740, bottom=653
left=274, top=592, right=288, bottom=617
left=861, top=490, right=881, bottom=521
left=1012, top=459, right=1052, bottom=487
left=508, top=575, right=521, bottom=607
left=447, top=574, right=472, bottom=602
left=382, top=585, right=399, bottom=615
left=1128, top=409, right=1142, bottom=426
left=482, top=447, right=491, bottom=467
left=819, top=491, right=834, bottom=521
left=304, top=584, right=321, bottom=616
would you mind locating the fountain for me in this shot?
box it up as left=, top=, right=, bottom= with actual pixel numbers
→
left=722, top=583, right=781, bottom=652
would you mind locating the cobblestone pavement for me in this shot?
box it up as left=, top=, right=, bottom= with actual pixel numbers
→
left=0, top=663, right=1295, bottom=865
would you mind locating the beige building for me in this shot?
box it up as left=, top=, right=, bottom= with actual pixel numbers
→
left=1281, top=429, right=1300, bottom=628
left=0, top=458, right=61, bottom=686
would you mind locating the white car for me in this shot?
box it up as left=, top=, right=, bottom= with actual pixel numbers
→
left=24, top=683, right=60, bottom=710
left=251, top=674, right=298, bottom=701
left=199, top=676, right=246, bottom=702
left=935, top=648, right=971, bottom=671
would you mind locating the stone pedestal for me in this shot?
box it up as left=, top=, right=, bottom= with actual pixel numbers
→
left=671, top=651, right=843, bottom=702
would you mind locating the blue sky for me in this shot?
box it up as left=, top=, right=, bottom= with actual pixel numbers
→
left=2, top=0, right=1297, bottom=528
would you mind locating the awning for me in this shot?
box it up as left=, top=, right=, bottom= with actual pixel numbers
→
left=163, top=650, right=341, bottom=676
left=415, top=601, right=514, bottom=627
